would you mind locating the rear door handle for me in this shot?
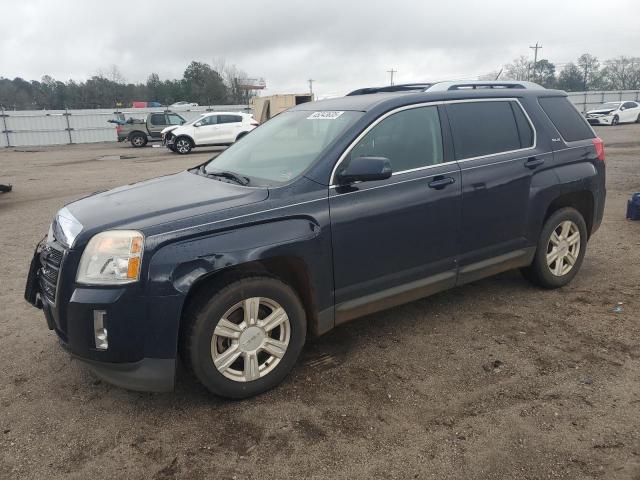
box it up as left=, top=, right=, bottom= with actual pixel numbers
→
left=428, top=176, right=455, bottom=189
left=525, top=157, right=544, bottom=169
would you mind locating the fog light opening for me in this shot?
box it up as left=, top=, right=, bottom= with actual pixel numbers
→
left=93, top=310, right=108, bottom=350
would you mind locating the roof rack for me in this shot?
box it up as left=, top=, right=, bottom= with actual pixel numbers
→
left=427, top=80, right=545, bottom=91
left=347, top=80, right=544, bottom=96
left=346, top=83, right=433, bottom=96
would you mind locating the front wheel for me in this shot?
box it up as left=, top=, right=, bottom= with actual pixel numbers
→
left=182, top=277, right=307, bottom=398
left=611, top=115, right=619, bottom=126
left=174, top=137, right=193, bottom=154
left=521, top=207, right=588, bottom=289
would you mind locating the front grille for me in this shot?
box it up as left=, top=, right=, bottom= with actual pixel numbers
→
left=39, top=243, right=65, bottom=304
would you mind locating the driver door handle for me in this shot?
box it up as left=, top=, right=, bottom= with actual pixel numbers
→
left=428, top=176, right=456, bottom=189
left=525, top=157, right=544, bottom=169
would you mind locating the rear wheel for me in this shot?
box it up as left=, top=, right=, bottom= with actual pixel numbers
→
left=636, top=113, right=640, bottom=123
left=130, top=133, right=147, bottom=147
left=174, top=136, right=193, bottom=154
left=521, top=207, right=588, bottom=289
left=182, top=276, right=306, bottom=398
left=611, top=115, right=619, bottom=126
left=235, top=131, right=248, bottom=142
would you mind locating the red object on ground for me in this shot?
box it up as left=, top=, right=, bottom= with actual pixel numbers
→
left=132, top=101, right=147, bottom=108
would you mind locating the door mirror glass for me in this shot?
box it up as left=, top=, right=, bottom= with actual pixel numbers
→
left=336, top=156, right=392, bottom=184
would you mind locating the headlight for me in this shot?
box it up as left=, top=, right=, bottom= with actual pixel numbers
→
left=76, top=230, right=144, bottom=285
left=52, top=207, right=83, bottom=247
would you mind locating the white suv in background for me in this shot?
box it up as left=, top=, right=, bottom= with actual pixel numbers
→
left=162, top=112, right=258, bottom=154
left=586, top=101, right=640, bottom=126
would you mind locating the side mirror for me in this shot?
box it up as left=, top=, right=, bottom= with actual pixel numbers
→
left=336, top=156, right=392, bottom=185
left=194, top=121, right=202, bottom=127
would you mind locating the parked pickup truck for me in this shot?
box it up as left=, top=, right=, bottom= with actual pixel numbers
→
left=116, top=111, right=187, bottom=147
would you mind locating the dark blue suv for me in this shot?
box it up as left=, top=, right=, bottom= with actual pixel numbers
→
left=25, top=81, right=606, bottom=398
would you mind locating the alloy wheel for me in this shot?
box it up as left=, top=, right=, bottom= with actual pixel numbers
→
left=211, top=297, right=291, bottom=382
left=546, top=220, right=581, bottom=276
left=176, top=139, right=191, bottom=153
left=132, top=136, right=145, bottom=146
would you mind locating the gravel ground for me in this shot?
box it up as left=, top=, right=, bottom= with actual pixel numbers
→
left=1, top=126, right=639, bottom=480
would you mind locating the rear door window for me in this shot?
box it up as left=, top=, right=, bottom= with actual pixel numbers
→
left=348, top=106, right=444, bottom=172
left=218, top=115, right=243, bottom=124
left=538, top=97, right=595, bottom=142
left=446, top=101, right=526, bottom=160
left=149, top=113, right=166, bottom=126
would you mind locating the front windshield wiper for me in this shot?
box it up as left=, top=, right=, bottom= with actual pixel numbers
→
left=198, top=166, right=250, bottom=186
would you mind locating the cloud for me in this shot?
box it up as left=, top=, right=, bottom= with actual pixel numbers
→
left=1, top=0, right=639, bottom=97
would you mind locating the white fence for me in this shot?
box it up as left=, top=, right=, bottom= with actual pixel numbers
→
left=2, top=90, right=640, bottom=148
left=0, top=105, right=249, bottom=148
left=566, top=90, right=640, bottom=114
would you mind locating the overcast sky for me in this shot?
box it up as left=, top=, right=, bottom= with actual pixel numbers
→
left=1, top=0, right=639, bottom=98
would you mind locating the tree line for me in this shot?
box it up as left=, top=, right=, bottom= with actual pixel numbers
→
left=0, top=60, right=254, bottom=110
left=483, top=54, right=640, bottom=91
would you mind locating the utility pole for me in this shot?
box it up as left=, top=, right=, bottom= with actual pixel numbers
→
left=529, top=42, right=542, bottom=82
left=308, top=79, right=314, bottom=99
left=387, top=68, right=397, bottom=86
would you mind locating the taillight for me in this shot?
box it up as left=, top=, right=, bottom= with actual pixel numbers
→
left=592, top=137, right=605, bottom=161
left=116, top=125, right=122, bottom=134
left=250, top=120, right=259, bottom=126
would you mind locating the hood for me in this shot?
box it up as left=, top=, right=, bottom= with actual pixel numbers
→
left=587, top=108, right=616, bottom=116
left=161, top=125, right=180, bottom=134
left=66, top=170, right=268, bottom=243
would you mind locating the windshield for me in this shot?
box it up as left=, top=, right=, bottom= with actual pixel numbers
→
left=597, top=102, right=621, bottom=110
left=204, top=110, right=363, bottom=186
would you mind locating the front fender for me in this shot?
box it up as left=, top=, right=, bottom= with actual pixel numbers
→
left=145, top=218, right=323, bottom=297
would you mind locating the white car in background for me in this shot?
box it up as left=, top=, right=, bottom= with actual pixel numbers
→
left=586, top=101, right=640, bottom=126
left=162, top=112, right=258, bottom=154
left=169, top=101, right=199, bottom=109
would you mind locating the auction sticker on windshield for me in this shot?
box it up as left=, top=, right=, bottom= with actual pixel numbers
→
left=307, top=111, right=345, bottom=120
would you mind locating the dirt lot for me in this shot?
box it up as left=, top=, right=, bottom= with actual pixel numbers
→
left=1, top=127, right=639, bottom=480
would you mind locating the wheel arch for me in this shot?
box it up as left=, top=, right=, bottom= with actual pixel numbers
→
left=235, top=130, right=249, bottom=142
left=179, top=256, right=320, bottom=340
left=174, top=134, right=195, bottom=146
left=129, top=130, right=147, bottom=139
left=543, top=190, right=595, bottom=238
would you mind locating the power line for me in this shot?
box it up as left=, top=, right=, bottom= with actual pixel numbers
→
left=387, top=68, right=397, bottom=86
left=529, top=42, right=542, bottom=81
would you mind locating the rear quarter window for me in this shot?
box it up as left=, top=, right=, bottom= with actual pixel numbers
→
left=538, top=97, right=595, bottom=142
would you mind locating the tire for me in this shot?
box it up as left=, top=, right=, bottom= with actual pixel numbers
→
left=636, top=113, right=640, bottom=124
left=611, top=115, right=619, bottom=126
left=521, top=207, right=588, bottom=289
left=182, top=276, right=307, bottom=399
left=174, top=136, right=193, bottom=154
left=130, top=132, right=147, bottom=147
left=235, top=131, right=248, bottom=142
